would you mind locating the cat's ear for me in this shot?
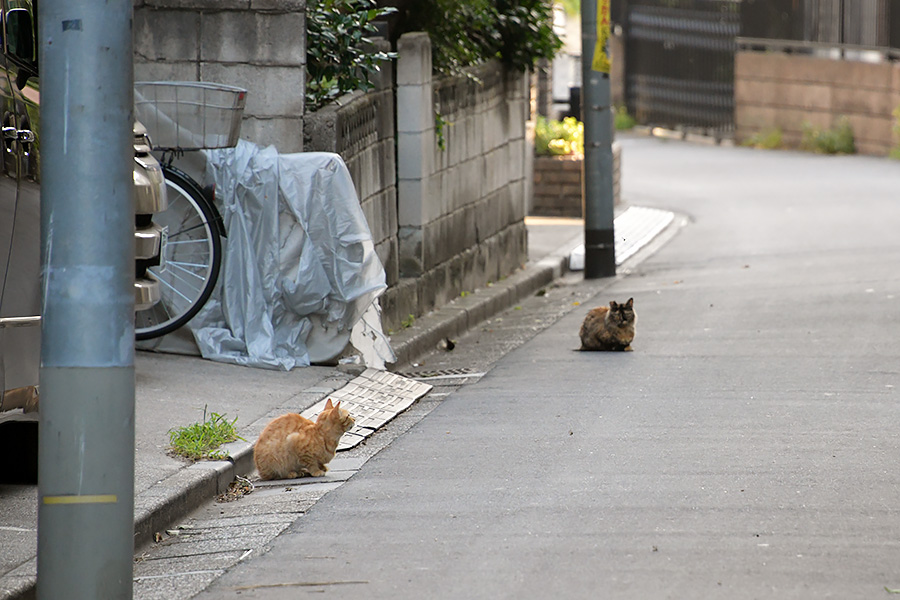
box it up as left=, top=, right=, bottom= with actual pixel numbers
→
left=333, top=401, right=341, bottom=409
left=625, top=298, right=633, bottom=308
left=609, top=300, right=618, bottom=309
left=324, top=398, right=334, bottom=410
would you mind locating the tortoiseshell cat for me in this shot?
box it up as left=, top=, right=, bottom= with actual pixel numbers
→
left=254, top=399, right=355, bottom=480
left=579, top=298, right=636, bottom=351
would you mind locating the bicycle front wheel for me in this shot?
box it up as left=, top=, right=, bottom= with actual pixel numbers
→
left=135, top=166, right=223, bottom=340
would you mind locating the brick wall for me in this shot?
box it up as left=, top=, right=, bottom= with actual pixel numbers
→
left=735, top=51, right=900, bottom=155
left=532, top=155, right=582, bottom=217
left=531, top=144, right=622, bottom=218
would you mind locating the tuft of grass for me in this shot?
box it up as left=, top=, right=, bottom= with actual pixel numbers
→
left=614, top=105, right=637, bottom=131
left=800, top=117, right=856, bottom=155
left=741, top=127, right=783, bottom=150
left=168, top=406, right=243, bottom=461
left=401, top=314, right=415, bottom=329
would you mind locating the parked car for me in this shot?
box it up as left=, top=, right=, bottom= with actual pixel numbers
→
left=0, top=0, right=167, bottom=482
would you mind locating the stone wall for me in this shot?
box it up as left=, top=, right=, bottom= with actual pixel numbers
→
left=735, top=51, right=900, bottom=155
left=133, top=0, right=307, bottom=153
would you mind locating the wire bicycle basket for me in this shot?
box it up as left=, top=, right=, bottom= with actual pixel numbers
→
left=134, top=81, right=247, bottom=151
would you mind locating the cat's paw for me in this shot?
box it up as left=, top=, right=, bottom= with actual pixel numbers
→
left=623, top=345, right=633, bottom=352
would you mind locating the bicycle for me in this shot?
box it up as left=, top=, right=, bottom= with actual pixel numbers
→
left=133, top=81, right=247, bottom=340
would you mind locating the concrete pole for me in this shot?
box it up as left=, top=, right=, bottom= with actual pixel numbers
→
left=37, top=2, right=136, bottom=598
left=581, top=0, right=616, bottom=278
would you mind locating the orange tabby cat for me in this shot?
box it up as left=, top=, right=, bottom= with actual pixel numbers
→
left=254, top=399, right=355, bottom=480
left=579, top=298, right=636, bottom=351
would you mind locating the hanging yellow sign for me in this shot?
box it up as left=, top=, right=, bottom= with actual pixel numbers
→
left=592, top=0, right=611, bottom=74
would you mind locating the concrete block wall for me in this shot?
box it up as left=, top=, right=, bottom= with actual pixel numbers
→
left=735, top=51, right=900, bottom=155
left=133, top=0, right=307, bottom=153
left=303, top=53, right=399, bottom=292
left=135, top=12, right=534, bottom=334
left=395, top=33, right=530, bottom=324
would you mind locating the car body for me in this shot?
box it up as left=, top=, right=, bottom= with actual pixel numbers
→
left=0, top=0, right=167, bottom=480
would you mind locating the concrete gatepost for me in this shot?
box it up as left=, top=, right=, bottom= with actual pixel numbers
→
left=507, top=69, right=531, bottom=226
left=396, top=32, right=437, bottom=278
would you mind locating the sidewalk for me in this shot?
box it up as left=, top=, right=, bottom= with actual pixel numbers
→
left=0, top=208, right=675, bottom=600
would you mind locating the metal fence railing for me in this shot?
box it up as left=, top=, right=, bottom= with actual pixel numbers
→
left=740, top=0, right=900, bottom=53
left=614, top=0, right=898, bottom=137
left=617, top=0, right=740, bottom=137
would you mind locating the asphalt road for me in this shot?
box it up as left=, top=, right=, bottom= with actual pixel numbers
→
left=192, top=135, right=900, bottom=599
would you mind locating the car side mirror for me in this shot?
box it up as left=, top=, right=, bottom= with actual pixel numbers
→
left=5, top=8, right=36, bottom=86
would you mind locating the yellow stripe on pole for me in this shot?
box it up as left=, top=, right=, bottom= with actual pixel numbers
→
left=42, top=494, right=118, bottom=505
left=592, top=0, right=611, bottom=73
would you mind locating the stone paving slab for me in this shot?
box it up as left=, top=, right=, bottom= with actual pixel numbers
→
left=301, top=369, right=433, bottom=451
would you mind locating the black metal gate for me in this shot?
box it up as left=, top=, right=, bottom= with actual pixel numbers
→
left=618, top=0, right=740, bottom=137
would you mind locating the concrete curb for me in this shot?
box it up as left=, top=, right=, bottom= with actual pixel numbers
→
left=387, top=258, right=564, bottom=369
left=132, top=439, right=255, bottom=550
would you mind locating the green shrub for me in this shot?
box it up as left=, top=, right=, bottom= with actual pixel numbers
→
left=614, top=106, right=637, bottom=131
left=800, top=117, right=856, bottom=155
left=306, top=0, right=397, bottom=111
left=308, top=2, right=561, bottom=110
left=535, top=116, right=583, bottom=156
left=494, top=0, right=564, bottom=72
left=559, top=0, right=580, bottom=15
left=741, top=127, right=783, bottom=150
left=393, top=1, right=562, bottom=76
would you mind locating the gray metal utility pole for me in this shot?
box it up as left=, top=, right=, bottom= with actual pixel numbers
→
left=37, top=1, right=136, bottom=598
left=581, top=0, right=616, bottom=278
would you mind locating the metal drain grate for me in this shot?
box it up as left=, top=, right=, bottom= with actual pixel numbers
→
left=400, top=367, right=485, bottom=381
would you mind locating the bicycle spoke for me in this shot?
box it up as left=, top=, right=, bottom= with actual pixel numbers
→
left=165, top=259, right=214, bottom=274
left=136, top=166, right=222, bottom=340
left=168, top=221, right=213, bottom=238
left=153, top=267, right=204, bottom=303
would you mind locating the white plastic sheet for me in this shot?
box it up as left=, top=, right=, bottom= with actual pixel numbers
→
left=187, top=140, right=394, bottom=370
